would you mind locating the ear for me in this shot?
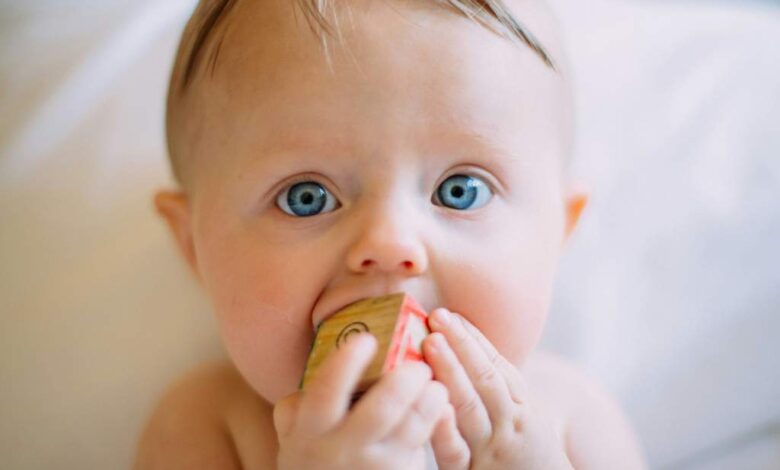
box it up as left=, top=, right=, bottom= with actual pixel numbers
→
left=562, top=183, right=589, bottom=243
left=154, top=190, right=200, bottom=279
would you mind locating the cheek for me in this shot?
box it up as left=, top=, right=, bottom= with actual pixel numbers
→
left=439, top=215, right=562, bottom=365
left=195, top=225, right=329, bottom=402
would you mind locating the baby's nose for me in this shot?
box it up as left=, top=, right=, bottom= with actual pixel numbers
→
left=345, top=213, right=428, bottom=276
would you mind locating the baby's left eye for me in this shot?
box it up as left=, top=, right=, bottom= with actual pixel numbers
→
left=433, top=174, right=493, bottom=210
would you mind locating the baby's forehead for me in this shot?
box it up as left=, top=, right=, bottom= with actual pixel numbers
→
left=166, top=0, right=569, bottom=185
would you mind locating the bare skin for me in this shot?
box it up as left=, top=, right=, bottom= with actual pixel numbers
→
left=135, top=350, right=644, bottom=469
left=136, top=0, right=646, bottom=467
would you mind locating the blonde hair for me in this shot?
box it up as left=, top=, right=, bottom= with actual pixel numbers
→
left=293, top=0, right=554, bottom=70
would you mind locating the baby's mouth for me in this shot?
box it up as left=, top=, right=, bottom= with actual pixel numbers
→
left=312, top=288, right=435, bottom=333
left=314, top=294, right=397, bottom=332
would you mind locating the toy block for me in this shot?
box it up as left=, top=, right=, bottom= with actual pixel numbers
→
left=300, top=292, right=430, bottom=397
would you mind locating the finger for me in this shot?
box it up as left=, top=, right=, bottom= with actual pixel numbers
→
left=431, top=404, right=470, bottom=470
left=341, top=361, right=433, bottom=443
left=423, top=331, right=492, bottom=446
left=383, top=381, right=449, bottom=449
left=456, top=313, right=530, bottom=406
left=273, top=392, right=302, bottom=438
left=297, top=333, right=377, bottom=436
left=428, top=309, right=514, bottom=426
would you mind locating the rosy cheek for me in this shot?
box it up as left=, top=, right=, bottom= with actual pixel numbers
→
left=196, top=233, right=320, bottom=400
left=470, top=291, right=546, bottom=365
left=439, top=243, right=555, bottom=365
left=214, top=283, right=315, bottom=401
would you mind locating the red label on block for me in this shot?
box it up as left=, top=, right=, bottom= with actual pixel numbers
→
left=383, top=294, right=430, bottom=372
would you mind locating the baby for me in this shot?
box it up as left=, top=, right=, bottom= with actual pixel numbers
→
left=135, top=0, right=646, bottom=468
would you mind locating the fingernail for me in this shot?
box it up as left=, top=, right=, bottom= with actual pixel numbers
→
left=432, top=308, right=451, bottom=327
left=355, top=333, right=376, bottom=350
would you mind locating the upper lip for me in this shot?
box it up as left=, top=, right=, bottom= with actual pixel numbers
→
left=312, top=284, right=432, bottom=332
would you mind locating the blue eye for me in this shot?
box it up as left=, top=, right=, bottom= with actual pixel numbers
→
left=276, top=181, right=339, bottom=217
left=435, top=174, right=493, bottom=210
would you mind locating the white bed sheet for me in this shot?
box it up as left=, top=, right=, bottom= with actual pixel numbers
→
left=1, top=0, right=778, bottom=468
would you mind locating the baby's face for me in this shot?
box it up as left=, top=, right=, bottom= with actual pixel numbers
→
left=165, top=0, right=581, bottom=403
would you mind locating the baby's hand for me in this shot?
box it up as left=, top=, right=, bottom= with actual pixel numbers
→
left=273, top=334, right=449, bottom=470
left=423, top=309, right=573, bottom=470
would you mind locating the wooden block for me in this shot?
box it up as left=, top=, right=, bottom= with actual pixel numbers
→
left=300, top=292, right=430, bottom=395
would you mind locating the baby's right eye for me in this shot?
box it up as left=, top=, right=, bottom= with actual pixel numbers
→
left=276, top=181, right=340, bottom=217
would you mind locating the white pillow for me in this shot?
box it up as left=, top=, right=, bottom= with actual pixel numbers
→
left=544, top=0, right=780, bottom=467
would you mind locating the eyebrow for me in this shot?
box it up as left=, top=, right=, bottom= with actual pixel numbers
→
left=256, top=127, right=515, bottom=165
left=181, top=0, right=238, bottom=90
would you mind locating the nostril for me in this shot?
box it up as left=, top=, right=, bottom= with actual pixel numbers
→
left=357, top=259, right=415, bottom=271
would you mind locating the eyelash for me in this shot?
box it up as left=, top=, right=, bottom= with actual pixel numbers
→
left=274, top=171, right=496, bottom=218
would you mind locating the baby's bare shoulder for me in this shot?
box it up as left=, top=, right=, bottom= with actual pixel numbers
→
left=134, top=361, right=277, bottom=470
left=525, top=352, right=647, bottom=469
